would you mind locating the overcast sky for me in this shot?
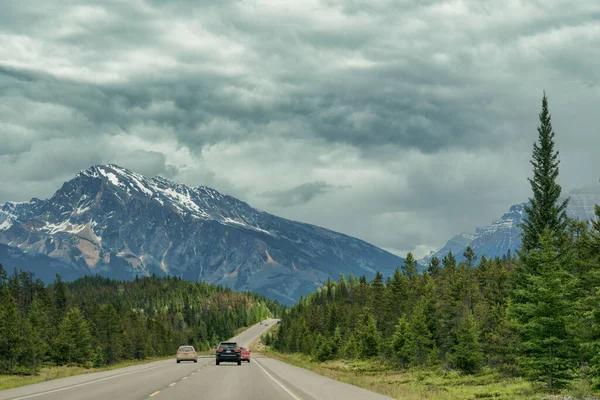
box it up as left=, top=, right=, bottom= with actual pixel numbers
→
left=1, top=0, right=599, bottom=258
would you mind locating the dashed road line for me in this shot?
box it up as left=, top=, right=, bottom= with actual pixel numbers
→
left=150, top=391, right=160, bottom=397
left=182, top=376, right=187, bottom=380
left=7, top=363, right=167, bottom=400
left=169, top=382, right=176, bottom=387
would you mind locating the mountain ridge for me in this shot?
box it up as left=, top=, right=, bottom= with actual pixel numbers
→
left=0, top=164, right=404, bottom=304
left=420, top=185, right=600, bottom=265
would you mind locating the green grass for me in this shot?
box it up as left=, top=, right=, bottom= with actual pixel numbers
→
left=0, top=357, right=173, bottom=391
left=259, top=347, right=599, bottom=400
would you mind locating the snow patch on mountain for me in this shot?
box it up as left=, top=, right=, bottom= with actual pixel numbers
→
left=0, top=164, right=404, bottom=304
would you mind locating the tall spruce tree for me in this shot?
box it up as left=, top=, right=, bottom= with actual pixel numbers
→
left=427, top=256, right=442, bottom=277
left=401, top=253, right=419, bottom=280
left=509, top=229, right=577, bottom=389
left=359, top=314, right=381, bottom=358
left=404, top=298, right=434, bottom=366
left=449, top=310, right=483, bottom=374
left=520, top=92, right=569, bottom=254
left=463, top=246, right=477, bottom=268
left=54, top=307, right=94, bottom=366
left=392, top=316, right=410, bottom=367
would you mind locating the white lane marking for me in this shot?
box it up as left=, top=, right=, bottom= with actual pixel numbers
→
left=255, top=359, right=302, bottom=400
left=8, top=363, right=167, bottom=400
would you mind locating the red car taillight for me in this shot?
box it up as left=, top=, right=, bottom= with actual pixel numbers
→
left=217, top=347, right=224, bottom=352
left=234, top=347, right=240, bottom=352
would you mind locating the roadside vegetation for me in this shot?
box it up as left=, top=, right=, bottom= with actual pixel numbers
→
left=0, top=271, right=284, bottom=378
left=267, top=93, right=600, bottom=399
left=0, top=356, right=172, bottom=391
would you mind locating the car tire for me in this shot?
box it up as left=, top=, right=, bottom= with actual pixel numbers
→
left=216, top=360, right=220, bottom=365
left=177, top=360, right=180, bottom=363
left=194, top=359, right=197, bottom=363
left=237, top=360, right=241, bottom=365
left=248, top=359, right=250, bottom=363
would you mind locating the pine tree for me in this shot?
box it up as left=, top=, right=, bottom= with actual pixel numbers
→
left=401, top=253, right=419, bottom=280
left=24, top=295, right=50, bottom=370
left=384, top=268, right=408, bottom=335
left=509, top=228, right=577, bottom=389
left=0, top=289, right=20, bottom=372
left=442, top=251, right=457, bottom=270
left=0, top=264, right=7, bottom=292
left=369, top=271, right=386, bottom=329
left=315, top=333, right=334, bottom=362
left=55, top=307, right=94, bottom=366
left=580, top=205, right=600, bottom=388
left=97, top=304, right=123, bottom=365
left=463, top=246, right=477, bottom=268
left=332, top=326, right=343, bottom=358
left=428, top=344, right=442, bottom=367
left=359, top=314, right=380, bottom=358
left=427, top=256, right=442, bottom=277
left=392, top=316, right=410, bottom=366
left=405, top=299, right=434, bottom=366
left=52, top=274, right=68, bottom=324
left=449, top=310, right=483, bottom=374
left=520, top=92, right=569, bottom=254
left=344, top=333, right=360, bottom=359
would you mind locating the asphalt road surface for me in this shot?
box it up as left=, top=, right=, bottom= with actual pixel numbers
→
left=0, top=318, right=393, bottom=400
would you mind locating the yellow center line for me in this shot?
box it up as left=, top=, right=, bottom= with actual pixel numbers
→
left=191, top=372, right=195, bottom=375
left=182, top=376, right=187, bottom=380
left=150, top=391, right=160, bottom=397
left=169, top=382, right=176, bottom=387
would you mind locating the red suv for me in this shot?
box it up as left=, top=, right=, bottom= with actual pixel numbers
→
left=240, top=346, right=251, bottom=363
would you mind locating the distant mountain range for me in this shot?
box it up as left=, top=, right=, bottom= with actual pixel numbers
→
left=420, top=185, right=600, bottom=265
left=0, top=165, right=404, bottom=305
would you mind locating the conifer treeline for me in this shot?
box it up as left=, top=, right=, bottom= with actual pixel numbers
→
left=272, top=216, right=600, bottom=387
left=272, top=93, right=600, bottom=391
left=0, top=270, right=283, bottom=374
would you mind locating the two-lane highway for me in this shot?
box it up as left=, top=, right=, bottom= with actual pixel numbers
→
left=0, top=318, right=393, bottom=400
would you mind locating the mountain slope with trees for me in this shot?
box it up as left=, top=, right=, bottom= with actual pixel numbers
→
left=0, top=267, right=283, bottom=374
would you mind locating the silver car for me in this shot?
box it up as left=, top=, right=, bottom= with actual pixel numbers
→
left=176, top=345, right=197, bottom=363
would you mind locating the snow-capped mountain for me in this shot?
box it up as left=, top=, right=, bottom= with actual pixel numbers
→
left=420, top=185, right=600, bottom=265
left=0, top=165, right=404, bottom=304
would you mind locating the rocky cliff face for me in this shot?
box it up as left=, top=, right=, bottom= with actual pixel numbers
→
left=0, top=165, right=404, bottom=304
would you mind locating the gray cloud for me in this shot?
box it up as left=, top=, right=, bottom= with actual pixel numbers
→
left=260, top=181, right=350, bottom=207
left=1, top=0, right=599, bottom=257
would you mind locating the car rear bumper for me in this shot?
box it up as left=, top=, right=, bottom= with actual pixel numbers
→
left=216, top=354, right=241, bottom=361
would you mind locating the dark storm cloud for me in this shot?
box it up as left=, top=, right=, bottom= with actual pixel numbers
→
left=260, top=181, right=349, bottom=207
left=0, top=0, right=541, bottom=155
left=1, top=0, right=599, bottom=257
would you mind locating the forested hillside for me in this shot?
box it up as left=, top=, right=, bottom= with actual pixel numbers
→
left=0, top=267, right=283, bottom=374
left=271, top=94, right=600, bottom=393
left=272, top=213, right=600, bottom=388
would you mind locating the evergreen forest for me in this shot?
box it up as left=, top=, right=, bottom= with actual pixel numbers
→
left=0, top=270, right=283, bottom=374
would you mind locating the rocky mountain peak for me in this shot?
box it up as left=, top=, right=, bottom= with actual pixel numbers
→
left=0, top=165, right=403, bottom=305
